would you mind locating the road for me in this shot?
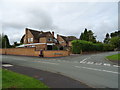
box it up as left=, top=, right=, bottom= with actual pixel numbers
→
left=1, top=51, right=119, bottom=88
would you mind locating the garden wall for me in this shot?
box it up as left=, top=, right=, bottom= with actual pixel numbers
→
left=0, top=48, right=69, bottom=57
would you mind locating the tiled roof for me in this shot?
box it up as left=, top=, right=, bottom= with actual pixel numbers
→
left=58, top=35, right=77, bottom=42
left=27, top=28, right=52, bottom=40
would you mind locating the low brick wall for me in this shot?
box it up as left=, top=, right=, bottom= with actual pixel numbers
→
left=0, top=48, right=69, bottom=57
left=0, top=48, right=40, bottom=56
left=43, top=50, right=69, bottom=57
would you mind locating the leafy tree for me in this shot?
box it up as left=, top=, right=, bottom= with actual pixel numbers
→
left=110, top=31, right=120, bottom=37
left=79, top=28, right=96, bottom=43
left=109, top=37, right=120, bottom=49
left=2, top=34, right=11, bottom=48
left=87, top=30, right=96, bottom=43
left=103, top=33, right=110, bottom=44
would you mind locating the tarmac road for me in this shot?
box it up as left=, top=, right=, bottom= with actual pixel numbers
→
left=1, top=51, right=119, bottom=88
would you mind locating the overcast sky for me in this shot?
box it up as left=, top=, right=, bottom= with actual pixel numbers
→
left=0, top=0, right=118, bottom=44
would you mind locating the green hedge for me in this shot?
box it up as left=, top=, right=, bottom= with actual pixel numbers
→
left=71, top=40, right=114, bottom=54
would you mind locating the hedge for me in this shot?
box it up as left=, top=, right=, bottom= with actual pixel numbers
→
left=71, top=40, right=114, bottom=54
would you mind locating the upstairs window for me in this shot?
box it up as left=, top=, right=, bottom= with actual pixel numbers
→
left=48, top=38, right=53, bottom=41
left=31, top=38, right=33, bottom=42
left=28, top=38, right=30, bottom=42
left=28, top=38, right=33, bottom=42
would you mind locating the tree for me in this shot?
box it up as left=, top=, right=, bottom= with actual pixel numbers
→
left=2, top=34, right=11, bottom=48
left=103, top=33, right=110, bottom=44
left=87, top=30, right=96, bottom=43
left=110, top=31, right=120, bottom=37
left=79, top=28, right=97, bottom=43
left=109, top=37, right=120, bottom=49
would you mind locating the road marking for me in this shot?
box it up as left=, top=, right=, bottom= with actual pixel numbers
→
left=113, top=65, right=120, bottom=68
left=74, top=66, right=119, bottom=74
left=80, top=61, right=86, bottom=63
left=2, top=64, right=13, bottom=67
left=103, top=63, right=111, bottom=66
left=86, top=62, right=94, bottom=64
left=80, top=57, right=91, bottom=63
left=95, top=63, right=102, bottom=65
left=34, top=61, right=59, bottom=65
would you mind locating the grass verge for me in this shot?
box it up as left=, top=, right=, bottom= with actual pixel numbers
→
left=106, top=53, right=120, bottom=60
left=2, top=69, right=49, bottom=88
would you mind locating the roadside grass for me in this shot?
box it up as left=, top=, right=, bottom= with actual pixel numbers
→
left=2, top=69, right=49, bottom=89
left=0, top=68, right=2, bottom=89
left=106, top=54, right=120, bottom=60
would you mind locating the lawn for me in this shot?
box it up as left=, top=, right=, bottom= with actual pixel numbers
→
left=2, top=69, right=49, bottom=89
left=106, top=53, right=120, bottom=60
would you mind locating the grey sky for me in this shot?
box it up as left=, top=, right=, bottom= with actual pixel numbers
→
left=0, top=0, right=118, bottom=44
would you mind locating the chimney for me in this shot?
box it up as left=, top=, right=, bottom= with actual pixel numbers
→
left=52, top=31, right=54, bottom=37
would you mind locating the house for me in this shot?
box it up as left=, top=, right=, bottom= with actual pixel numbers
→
left=20, top=28, right=58, bottom=50
left=57, top=34, right=77, bottom=48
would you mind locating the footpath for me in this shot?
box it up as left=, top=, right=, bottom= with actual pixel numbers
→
left=2, top=62, right=93, bottom=89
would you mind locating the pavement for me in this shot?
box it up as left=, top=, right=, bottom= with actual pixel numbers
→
left=1, top=51, right=120, bottom=89
left=2, top=62, right=91, bottom=88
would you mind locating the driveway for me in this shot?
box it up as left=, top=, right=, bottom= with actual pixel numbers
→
left=1, top=51, right=119, bottom=88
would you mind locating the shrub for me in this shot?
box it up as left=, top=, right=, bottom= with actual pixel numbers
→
left=52, top=45, right=58, bottom=50
left=71, top=40, right=114, bottom=54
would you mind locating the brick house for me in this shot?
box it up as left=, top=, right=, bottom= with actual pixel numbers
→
left=57, top=34, right=78, bottom=48
left=20, top=28, right=58, bottom=50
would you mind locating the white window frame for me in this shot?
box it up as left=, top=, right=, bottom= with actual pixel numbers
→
left=48, top=38, right=53, bottom=41
left=31, top=38, right=33, bottom=42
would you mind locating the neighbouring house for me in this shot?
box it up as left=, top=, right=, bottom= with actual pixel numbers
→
left=57, top=34, right=78, bottom=49
left=19, top=28, right=59, bottom=50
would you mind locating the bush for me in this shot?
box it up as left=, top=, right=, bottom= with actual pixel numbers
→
left=72, top=40, right=81, bottom=54
left=71, top=40, right=114, bottom=54
left=103, top=44, right=114, bottom=51
left=52, top=45, right=58, bottom=50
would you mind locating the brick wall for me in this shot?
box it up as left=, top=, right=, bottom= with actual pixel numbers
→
left=35, top=44, right=47, bottom=50
left=0, top=48, right=69, bottom=57
left=43, top=50, right=69, bottom=57
left=0, top=48, right=39, bottom=56
left=39, top=37, right=47, bottom=43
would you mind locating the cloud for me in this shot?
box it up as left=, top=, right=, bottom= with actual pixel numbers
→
left=1, top=0, right=118, bottom=44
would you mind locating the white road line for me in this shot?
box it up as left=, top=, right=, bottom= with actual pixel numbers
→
left=35, top=61, right=59, bottom=65
left=74, top=66, right=119, bottom=74
left=80, top=57, right=91, bottom=63
left=103, top=63, right=111, bottom=66
left=2, top=64, right=13, bottom=67
left=86, top=62, right=94, bottom=64
left=113, top=65, right=120, bottom=68
left=95, top=63, right=102, bottom=65
left=81, top=61, right=87, bottom=64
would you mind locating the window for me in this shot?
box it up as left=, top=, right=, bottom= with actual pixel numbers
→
left=28, top=38, right=30, bottom=42
left=31, top=38, right=33, bottom=42
left=28, top=38, right=33, bottom=42
left=59, top=41, right=64, bottom=44
left=24, top=39, right=26, bottom=43
left=48, top=38, right=52, bottom=41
